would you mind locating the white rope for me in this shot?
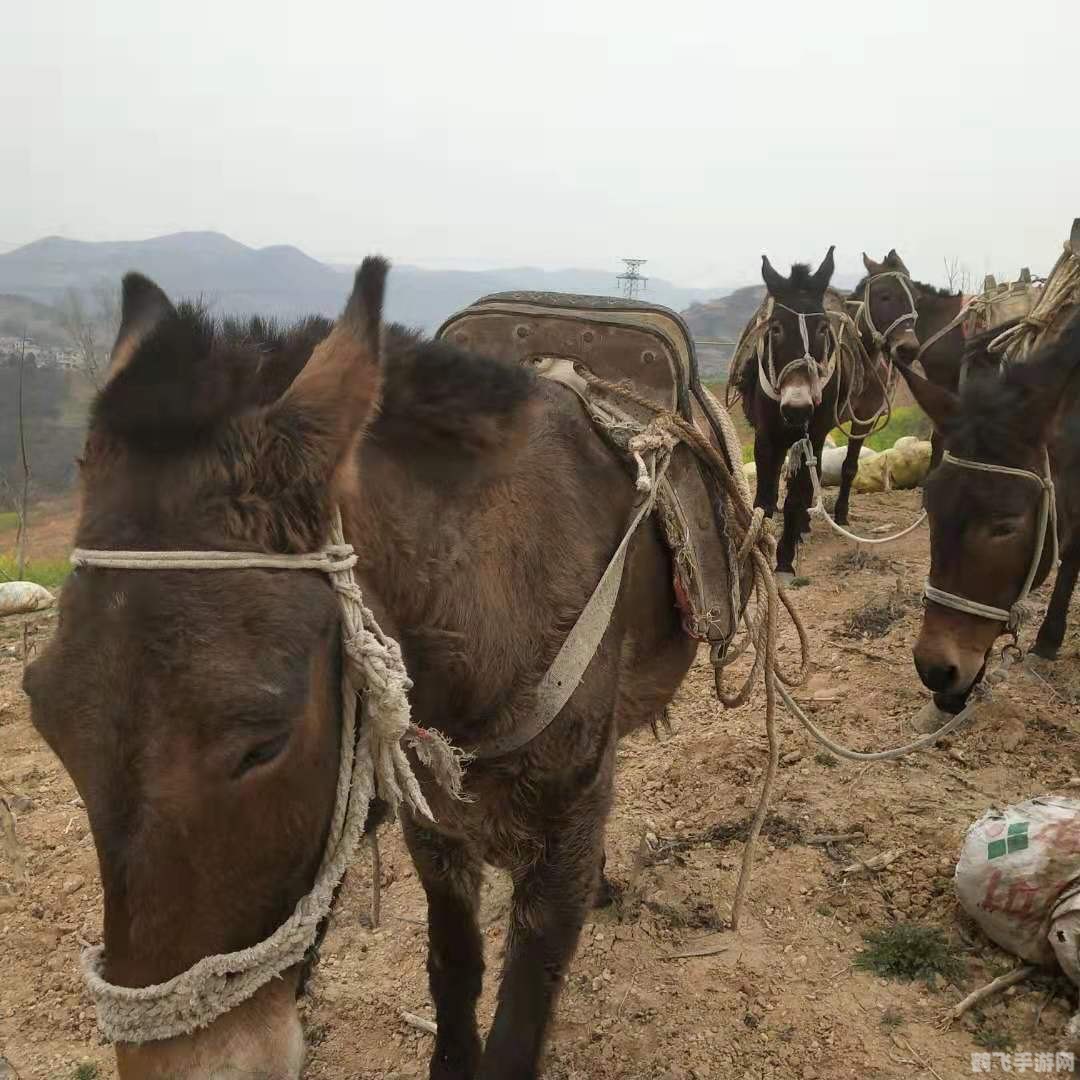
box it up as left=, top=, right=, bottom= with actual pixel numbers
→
left=787, top=436, right=928, bottom=546
left=922, top=451, right=1059, bottom=634
left=776, top=677, right=988, bottom=763
left=73, top=509, right=469, bottom=1044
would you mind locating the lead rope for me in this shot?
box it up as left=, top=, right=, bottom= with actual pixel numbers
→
left=71, top=511, right=469, bottom=1044
left=787, top=435, right=927, bottom=546
left=573, top=372, right=976, bottom=931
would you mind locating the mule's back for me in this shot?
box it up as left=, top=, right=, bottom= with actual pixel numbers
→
left=438, top=291, right=745, bottom=648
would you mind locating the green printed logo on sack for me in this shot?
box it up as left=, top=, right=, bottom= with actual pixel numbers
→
left=987, top=821, right=1029, bottom=861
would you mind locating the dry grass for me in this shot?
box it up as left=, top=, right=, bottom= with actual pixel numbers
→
left=830, top=548, right=890, bottom=574
left=845, top=591, right=912, bottom=639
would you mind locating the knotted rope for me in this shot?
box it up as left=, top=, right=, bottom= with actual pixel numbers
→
left=71, top=510, right=468, bottom=1044
left=987, top=242, right=1080, bottom=362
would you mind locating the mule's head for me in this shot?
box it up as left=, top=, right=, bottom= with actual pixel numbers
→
left=760, top=246, right=836, bottom=428
left=896, top=312, right=1080, bottom=700
left=859, top=250, right=920, bottom=366
left=23, top=261, right=388, bottom=1078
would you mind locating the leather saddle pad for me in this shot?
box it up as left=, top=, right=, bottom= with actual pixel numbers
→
left=437, top=291, right=746, bottom=647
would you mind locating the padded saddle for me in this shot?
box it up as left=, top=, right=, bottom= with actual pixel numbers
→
left=436, top=291, right=746, bottom=648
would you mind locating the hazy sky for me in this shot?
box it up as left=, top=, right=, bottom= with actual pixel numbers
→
left=4, top=0, right=1079, bottom=287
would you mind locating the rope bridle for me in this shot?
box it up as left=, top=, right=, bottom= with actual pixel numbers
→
left=68, top=511, right=468, bottom=1045
left=849, top=270, right=919, bottom=353
left=922, top=450, right=1060, bottom=638
left=757, top=300, right=838, bottom=405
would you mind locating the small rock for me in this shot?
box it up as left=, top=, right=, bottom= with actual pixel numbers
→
left=781, top=751, right=803, bottom=766
left=1067, top=778, right=1080, bottom=789
left=893, top=890, right=912, bottom=909
left=63, top=876, right=86, bottom=896
left=812, top=688, right=840, bottom=702
left=674, top=820, right=686, bottom=831
left=8, top=794, right=33, bottom=814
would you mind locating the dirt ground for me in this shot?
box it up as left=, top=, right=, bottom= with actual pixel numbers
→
left=2, top=489, right=1079, bottom=1080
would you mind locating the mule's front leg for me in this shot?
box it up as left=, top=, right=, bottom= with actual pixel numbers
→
left=403, top=818, right=485, bottom=1080
left=753, top=432, right=781, bottom=518
left=834, top=428, right=867, bottom=526
left=480, top=821, right=604, bottom=1079
left=777, top=450, right=812, bottom=583
left=1033, top=545, right=1079, bottom=661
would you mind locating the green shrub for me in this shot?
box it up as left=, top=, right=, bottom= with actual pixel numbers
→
left=830, top=406, right=930, bottom=453
left=0, top=555, right=70, bottom=589
left=854, top=923, right=963, bottom=987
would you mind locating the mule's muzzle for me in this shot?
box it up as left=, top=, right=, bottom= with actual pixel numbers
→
left=913, top=654, right=959, bottom=694
left=890, top=330, right=919, bottom=366
left=780, top=400, right=814, bottom=429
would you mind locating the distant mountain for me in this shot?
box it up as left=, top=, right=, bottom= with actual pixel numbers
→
left=0, top=232, right=729, bottom=333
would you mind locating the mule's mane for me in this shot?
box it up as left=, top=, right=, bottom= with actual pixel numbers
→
left=92, top=303, right=536, bottom=453
left=785, top=263, right=818, bottom=292
left=849, top=274, right=956, bottom=299
left=944, top=313, right=1080, bottom=463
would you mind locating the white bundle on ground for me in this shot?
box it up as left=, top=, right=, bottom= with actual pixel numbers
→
left=850, top=439, right=932, bottom=493
left=887, top=439, right=933, bottom=488
left=820, top=444, right=876, bottom=487
left=0, top=581, right=54, bottom=618
left=955, top=796, right=1080, bottom=987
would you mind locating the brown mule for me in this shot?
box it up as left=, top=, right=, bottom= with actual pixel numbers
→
left=24, top=262, right=703, bottom=1079
left=895, top=309, right=1080, bottom=713
left=831, top=250, right=921, bottom=526
left=735, top=247, right=843, bottom=581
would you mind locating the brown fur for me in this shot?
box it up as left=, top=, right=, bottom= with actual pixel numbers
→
left=24, top=262, right=697, bottom=1080
left=741, top=247, right=848, bottom=577
left=895, top=308, right=1080, bottom=708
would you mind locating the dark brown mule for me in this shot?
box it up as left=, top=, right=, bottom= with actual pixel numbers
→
left=831, top=251, right=921, bottom=526
left=24, top=262, right=701, bottom=1079
left=895, top=309, right=1080, bottom=713
left=736, top=247, right=840, bottom=581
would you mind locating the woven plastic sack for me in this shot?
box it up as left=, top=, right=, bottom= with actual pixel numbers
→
left=955, top=797, right=1080, bottom=982
left=0, top=581, right=54, bottom=618
left=887, top=440, right=932, bottom=489
left=852, top=450, right=892, bottom=493
left=820, top=445, right=876, bottom=488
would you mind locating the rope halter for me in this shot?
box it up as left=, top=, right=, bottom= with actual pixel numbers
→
left=923, top=449, right=1060, bottom=637
left=758, top=300, right=837, bottom=406
left=851, top=270, right=919, bottom=353
left=68, top=509, right=469, bottom=1045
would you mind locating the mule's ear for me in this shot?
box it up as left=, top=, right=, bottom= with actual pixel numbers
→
left=862, top=252, right=879, bottom=274
left=811, top=245, right=836, bottom=290
left=278, top=256, right=389, bottom=464
left=894, top=362, right=959, bottom=430
left=107, top=273, right=177, bottom=383
left=761, top=254, right=787, bottom=295
left=885, top=249, right=911, bottom=275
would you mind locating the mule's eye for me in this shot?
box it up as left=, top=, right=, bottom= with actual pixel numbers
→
left=988, top=521, right=1018, bottom=539
left=233, top=732, right=289, bottom=778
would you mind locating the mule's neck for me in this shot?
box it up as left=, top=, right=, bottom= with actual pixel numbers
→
left=916, top=289, right=963, bottom=338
